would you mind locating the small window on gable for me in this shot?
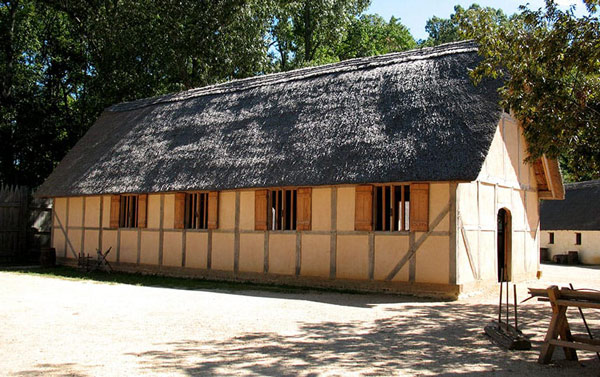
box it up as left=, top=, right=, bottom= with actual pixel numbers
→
left=374, top=185, right=410, bottom=231
left=269, top=188, right=297, bottom=231
left=549, top=232, right=554, bottom=244
left=185, top=192, right=209, bottom=229
left=576, top=232, right=582, bottom=245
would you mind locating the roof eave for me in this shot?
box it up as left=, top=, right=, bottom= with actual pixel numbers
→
left=538, top=156, right=565, bottom=200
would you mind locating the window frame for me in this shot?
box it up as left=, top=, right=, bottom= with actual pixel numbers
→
left=267, top=188, right=298, bottom=231
left=184, top=192, right=210, bottom=230
left=119, top=194, right=139, bottom=228
left=373, top=184, right=411, bottom=232
left=575, top=232, right=582, bottom=245
left=548, top=232, right=554, bottom=244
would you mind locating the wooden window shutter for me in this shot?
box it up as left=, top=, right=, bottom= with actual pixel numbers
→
left=410, top=183, right=429, bottom=232
left=355, top=185, right=373, bottom=231
left=296, top=187, right=312, bottom=231
left=174, top=192, right=185, bottom=229
left=255, top=189, right=268, bottom=231
left=110, top=195, right=120, bottom=228
left=207, top=191, right=219, bottom=229
left=137, top=194, right=148, bottom=228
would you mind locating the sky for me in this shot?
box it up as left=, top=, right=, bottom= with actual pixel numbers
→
left=367, top=0, right=586, bottom=41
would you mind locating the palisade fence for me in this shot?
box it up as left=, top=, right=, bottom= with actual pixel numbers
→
left=0, top=185, right=52, bottom=264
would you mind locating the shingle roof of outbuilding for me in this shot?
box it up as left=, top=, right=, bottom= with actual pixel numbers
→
left=541, top=180, right=600, bottom=230
left=36, top=40, right=503, bottom=197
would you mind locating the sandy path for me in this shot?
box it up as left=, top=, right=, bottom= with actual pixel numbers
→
left=0, top=264, right=599, bottom=376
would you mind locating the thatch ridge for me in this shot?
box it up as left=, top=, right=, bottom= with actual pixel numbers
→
left=36, top=41, right=502, bottom=198
left=110, top=41, right=479, bottom=112
left=541, top=180, right=600, bottom=230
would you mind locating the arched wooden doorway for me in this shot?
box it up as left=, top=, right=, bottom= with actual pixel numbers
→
left=497, top=208, right=512, bottom=282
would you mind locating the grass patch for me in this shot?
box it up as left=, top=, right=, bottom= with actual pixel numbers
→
left=0, top=266, right=350, bottom=295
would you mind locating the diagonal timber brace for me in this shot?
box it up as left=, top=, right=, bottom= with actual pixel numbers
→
left=458, top=213, right=480, bottom=280
left=53, top=210, right=79, bottom=258
left=385, top=203, right=450, bottom=281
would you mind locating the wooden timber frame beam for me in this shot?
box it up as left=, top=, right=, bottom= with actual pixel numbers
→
left=53, top=208, right=78, bottom=258
left=457, top=212, right=480, bottom=280
left=385, top=203, right=450, bottom=281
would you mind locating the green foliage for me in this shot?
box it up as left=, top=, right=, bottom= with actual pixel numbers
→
left=1, top=0, right=276, bottom=187
left=0, top=0, right=420, bottom=188
left=422, top=4, right=507, bottom=46
left=337, top=14, right=416, bottom=60
left=269, top=0, right=371, bottom=70
left=1, top=1, right=85, bottom=186
left=458, top=0, right=600, bottom=181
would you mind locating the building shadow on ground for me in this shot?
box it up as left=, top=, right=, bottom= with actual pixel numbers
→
left=127, top=302, right=599, bottom=376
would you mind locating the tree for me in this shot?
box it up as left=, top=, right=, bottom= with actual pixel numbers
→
left=422, top=4, right=506, bottom=46
left=337, top=14, right=416, bottom=60
left=458, top=0, right=600, bottom=181
left=0, top=0, right=276, bottom=187
left=1, top=0, right=420, bottom=187
left=270, top=0, right=371, bottom=70
left=1, top=1, right=87, bottom=186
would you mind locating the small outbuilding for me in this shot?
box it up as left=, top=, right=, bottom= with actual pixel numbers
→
left=36, top=41, right=564, bottom=298
left=540, top=180, right=600, bottom=265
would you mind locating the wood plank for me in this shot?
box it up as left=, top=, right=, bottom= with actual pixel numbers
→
left=355, top=185, right=373, bottom=231
left=137, top=194, right=147, bottom=228
left=539, top=286, right=564, bottom=364
left=555, top=299, right=600, bottom=310
left=529, top=288, right=600, bottom=302
left=548, top=339, right=600, bottom=353
left=110, top=195, right=120, bottom=228
left=296, top=188, right=312, bottom=231
left=174, top=192, right=185, bottom=229
left=410, top=183, right=429, bottom=232
left=255, top=190, right=268, bottom=231
left=571, top=336, right=600, bottom=346
left=207, top=191, right=218, bottom=230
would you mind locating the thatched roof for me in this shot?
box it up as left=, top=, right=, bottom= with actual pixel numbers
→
left=541, top=180, right=600, bottom=231
left=36, top=41, right=504, bottom=198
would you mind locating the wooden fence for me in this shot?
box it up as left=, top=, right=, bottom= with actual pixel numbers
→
left=0, top=185, right=52, bottom=264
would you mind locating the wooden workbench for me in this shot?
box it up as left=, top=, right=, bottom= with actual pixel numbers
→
left=529, top=286, right=600, bottom=364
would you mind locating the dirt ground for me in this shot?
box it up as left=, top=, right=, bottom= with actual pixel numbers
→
left=1, top=264, right=599, bottom=376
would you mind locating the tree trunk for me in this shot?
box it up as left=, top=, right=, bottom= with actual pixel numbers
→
left=1, top=0, right=19, bottom=101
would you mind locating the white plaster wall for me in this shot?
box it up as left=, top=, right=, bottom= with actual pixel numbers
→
left=456, top=114, right=540, bottom=285
left=541, top=230, right=600, bottom=265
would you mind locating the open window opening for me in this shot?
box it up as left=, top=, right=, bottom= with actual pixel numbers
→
left=185, top=192, right=209, bottom=229
left=119, top=195, right=138, bottom=228
left=374, top=185, right=410, bottom=231
left=268, top=189, right=297, bottom=231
